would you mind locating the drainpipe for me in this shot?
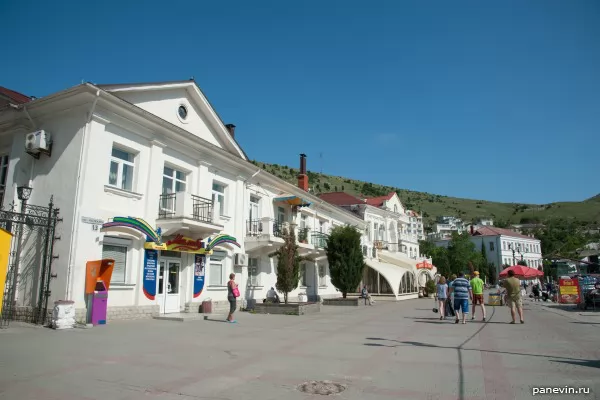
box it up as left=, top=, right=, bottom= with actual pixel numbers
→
left=65, top=90, right=100, bottom=300
left=22, top=105, right=37, bottom=189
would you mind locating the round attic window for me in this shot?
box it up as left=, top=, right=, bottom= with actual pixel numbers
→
left=178, top=105, right=188, bottom=120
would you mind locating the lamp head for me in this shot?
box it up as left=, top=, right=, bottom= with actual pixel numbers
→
left=17, top=185, right=32, bottom=201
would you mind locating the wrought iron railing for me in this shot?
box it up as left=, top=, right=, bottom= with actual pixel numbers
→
left=158, top=193, right=214, bottom=223
left=312, top=232, right=327, bottom=249
left=273, top=221, right=284, bottom=237
left=192, top=195, right=213, bottom=223
left=159, top=193, right=176, bottom=218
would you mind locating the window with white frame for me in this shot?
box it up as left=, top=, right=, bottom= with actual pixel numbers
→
left=489, top=241, right=495, bottom=251
left=248, top=257, right=260, bottom=286
left=108, top=147, right=135, bottom=191
left=318, top=264, right=326, bottom=287
left=101, top=237, right=132, bottom=284
left=249, top=195, right=260, bottom=221
left=0, top=155, right=8, bottom=206
left=212, top=182, right=226, bottom=216
left=209, top=251, right=226, bottom=286
left=162, top=166, right=187, bottom=194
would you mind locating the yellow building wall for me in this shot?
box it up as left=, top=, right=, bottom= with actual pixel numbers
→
left=0, top=228, right=13, bottom=315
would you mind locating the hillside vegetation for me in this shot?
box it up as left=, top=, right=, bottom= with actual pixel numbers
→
left=250, top=160, right=600, bottom=226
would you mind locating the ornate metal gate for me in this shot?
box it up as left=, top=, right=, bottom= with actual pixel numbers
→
left=0, top=197, right=60, bottom=328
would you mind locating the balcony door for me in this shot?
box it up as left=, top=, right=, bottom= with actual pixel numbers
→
left=249, top=196, right=260, bottom=234
left=161, top=166, right=187, bottom=215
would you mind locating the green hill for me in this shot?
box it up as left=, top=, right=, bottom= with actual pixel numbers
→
left=250, top=160, right=600, bottom=227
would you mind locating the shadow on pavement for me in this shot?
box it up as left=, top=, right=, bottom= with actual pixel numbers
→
left=570, top=322, right=600, bottom=325
left=552, top=359, right=600, bottom=369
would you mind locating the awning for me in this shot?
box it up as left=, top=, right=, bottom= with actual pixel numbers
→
left=365, top=258, right=413, bottom=299
left=274, top=194, right=312, bottom=207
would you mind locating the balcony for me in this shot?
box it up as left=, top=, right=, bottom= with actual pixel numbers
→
left=245, top=217, right=287, bottom=252
left=312, top=232, right=327, bottom=250
left=156, top=192, right=223, bottom=236
left=398, top=232, right=419, bottom=243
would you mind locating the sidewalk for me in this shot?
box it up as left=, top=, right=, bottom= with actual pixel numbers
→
left=525, top=298, right=600, bottom=326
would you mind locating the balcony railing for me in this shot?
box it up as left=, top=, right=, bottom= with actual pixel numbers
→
left=312, top=232, right=327, bottom=249
left=158, top=193, right=214, bottom=223
left=246, top=219, right=262, bottom=236
left=273, top=220, right=284, bottom=238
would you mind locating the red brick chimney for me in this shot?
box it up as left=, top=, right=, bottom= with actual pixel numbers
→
left=298, top=153, right=308, bottom=191
left=225, top=124, right=236, bottom=138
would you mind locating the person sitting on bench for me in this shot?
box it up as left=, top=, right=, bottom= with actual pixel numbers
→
left=361, top=285, right=374, bottom=306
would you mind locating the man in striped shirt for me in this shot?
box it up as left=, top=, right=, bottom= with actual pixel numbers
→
left=450, top=272, right=472, bottom=324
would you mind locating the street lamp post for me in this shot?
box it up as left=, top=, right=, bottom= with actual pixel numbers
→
left=8, top=185, right=33, bottom=317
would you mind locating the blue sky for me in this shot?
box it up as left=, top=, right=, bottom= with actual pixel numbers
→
left=2, top=0, right=599, bottom=204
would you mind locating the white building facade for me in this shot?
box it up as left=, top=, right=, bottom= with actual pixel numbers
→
left=434, top=226, right=543, bottom=275
left=319, top=192, right=436, bottom=299
left=0, top=81, right=366, bottom=321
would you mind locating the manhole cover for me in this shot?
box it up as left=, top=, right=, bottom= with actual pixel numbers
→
left=298, top=381, right=346, bottom=395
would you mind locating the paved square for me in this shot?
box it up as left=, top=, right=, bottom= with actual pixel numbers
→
left=1, top=298, right=598, bottom=400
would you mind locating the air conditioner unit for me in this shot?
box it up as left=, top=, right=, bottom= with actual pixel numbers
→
left=234, top=253, right=248, bottom=267
left=25, top=130, right=51, bottom=155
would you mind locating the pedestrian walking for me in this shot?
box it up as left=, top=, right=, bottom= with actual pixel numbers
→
left=469, top=271, right=486, bottom=321
left=436, top=276, right=448, bottom=320
left=361, top=285, right=374, bottom=306
left=502, top=270, right=524, bottom=324
left=227, top=273, right=239, bottom=323
left=450, top=272, right=472, bottom=324
left=446, top=274, right=457, bottom=318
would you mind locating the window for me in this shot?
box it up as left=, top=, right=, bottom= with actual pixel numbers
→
left=300, top=214, right=307, bottom=229
left=489, top=242, right=495, bottom=251
left=109, top=147, right=135, bottom=191
left=209, top=251, right=226, bottom=286
left=249, top=196, right=260, bottom=221
left=162, top=166, right=186, bottom=194
left=102, top=240, right=129, bottom=283
left=248, top=257, right=260, bottom=286
left=212, top=182, right=226, bottom=216
left=503, top=241, right=507, bottom=251
left=394, top=204, right=398, bottom=213
left=0, top=155, right=8, bottom=206
left=318, top=265, right=326, bottom=287
left=300, top=264, right=307, bottom=287
left=178, top=105, right=188, bottom=120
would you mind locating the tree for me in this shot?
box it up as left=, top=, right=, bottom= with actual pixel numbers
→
left=269, top=226, right=304, bottom=303
left=517, top=260, right=528, bottom=266
left=326, top=225, right=365, bottom=298
left=447, top=232, right=478, bottom=275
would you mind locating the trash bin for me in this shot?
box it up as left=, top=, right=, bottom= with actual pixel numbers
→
left=91, top=281, right=108, bottom=325
left=201, top=299, right=212, bottom=314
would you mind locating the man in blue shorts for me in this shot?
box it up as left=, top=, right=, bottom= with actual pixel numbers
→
left=450, top=272, right=472, bottom=324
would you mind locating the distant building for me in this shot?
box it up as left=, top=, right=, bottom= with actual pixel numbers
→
left=434, top=226, right=543, bottom=274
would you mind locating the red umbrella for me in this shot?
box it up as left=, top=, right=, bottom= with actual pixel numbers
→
left=499, top=265, right=543, bottom=280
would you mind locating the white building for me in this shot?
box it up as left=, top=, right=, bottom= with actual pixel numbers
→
left=0, top=80, right=366, bottom=321
left=319, top=191, right=436, bottom=299
left=434, top=226, right=543, bottom=275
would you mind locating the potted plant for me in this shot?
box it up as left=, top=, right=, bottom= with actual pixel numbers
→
left=425, top=280, right=436, bottom=299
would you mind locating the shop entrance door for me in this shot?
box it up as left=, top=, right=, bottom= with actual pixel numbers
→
left=157, top=259, right=181, bottom=313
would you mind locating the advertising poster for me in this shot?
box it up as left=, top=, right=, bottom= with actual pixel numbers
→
left=558, top=278, right=581, bottom=304
left=193, top=254, right=206, bottom=298
left=143, top=249, right=158, bottom=300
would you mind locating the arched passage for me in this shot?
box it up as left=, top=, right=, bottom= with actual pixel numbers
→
left=398, top=271, right=418, bottom=295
